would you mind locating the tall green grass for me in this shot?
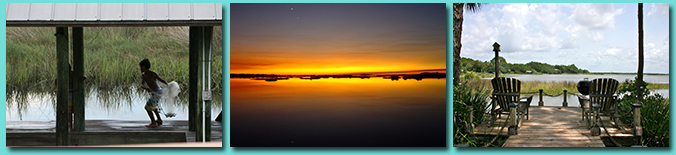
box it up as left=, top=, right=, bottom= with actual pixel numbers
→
left=6, top=27, right=223, bottom=94
left=458, top=79, right=667, bottom=96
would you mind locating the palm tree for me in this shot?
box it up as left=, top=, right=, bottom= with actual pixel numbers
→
left=637, top=3, right=644, bottom=101
left=453, top=3, right=484, bottom=86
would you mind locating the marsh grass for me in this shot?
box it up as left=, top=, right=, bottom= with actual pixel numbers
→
left=6, top=27, right=223, bottom=94
left=457, top=79, right=667, bottom=96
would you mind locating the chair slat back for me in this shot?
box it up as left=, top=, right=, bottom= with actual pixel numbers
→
left=492, top=77, right=521, bottom=110
left=589, top=78, right=619, bottom=111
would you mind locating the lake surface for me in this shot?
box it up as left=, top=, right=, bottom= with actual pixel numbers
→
left=5, top=87, right=222, bottom=121
left=230, top=78, right=447, bottom=147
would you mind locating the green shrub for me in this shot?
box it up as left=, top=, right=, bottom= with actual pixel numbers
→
left=453, top=80, right=492, bottom=146
left=617, top=78, right=669, bottom=147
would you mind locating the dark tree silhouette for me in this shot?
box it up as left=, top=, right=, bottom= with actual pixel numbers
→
left=453, top=3, right=484, bottom=86
left=637, top=3, right=644, bottom=101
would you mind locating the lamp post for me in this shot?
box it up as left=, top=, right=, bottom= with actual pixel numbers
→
left=493, top=42, right=501, bottom=78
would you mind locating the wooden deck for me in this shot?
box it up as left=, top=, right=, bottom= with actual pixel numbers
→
left=473, top=106, right=634, bottom=147
left=6, top=120, right=222, bottom=146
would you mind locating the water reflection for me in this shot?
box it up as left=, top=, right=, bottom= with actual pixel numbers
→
left=6, top=86, right=222, bottom=121
left=231, top=78, right=446, bottom=147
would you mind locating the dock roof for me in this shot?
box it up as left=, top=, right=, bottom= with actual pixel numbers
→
left=6, top=3, right=222, bottom=27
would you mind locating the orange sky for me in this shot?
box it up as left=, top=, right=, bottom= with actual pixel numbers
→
left=230, top=4, right=446, bottom=75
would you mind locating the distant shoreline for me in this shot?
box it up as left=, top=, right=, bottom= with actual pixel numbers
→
left=587, top=72, right=669, bottom=76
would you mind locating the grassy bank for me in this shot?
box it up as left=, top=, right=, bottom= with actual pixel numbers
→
left=458, top=79, right=579, bottom=95
left=459, top=72, right=669, bottom=95
left=6, top=27, right=223, bottom=93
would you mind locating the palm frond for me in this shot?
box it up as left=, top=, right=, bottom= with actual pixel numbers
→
left=464, top=3, right=485, bottom=13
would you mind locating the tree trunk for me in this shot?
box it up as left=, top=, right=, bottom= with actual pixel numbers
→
left=453, top=3, right=464, bottom=86
left=637, top=3, right=644, bottom=101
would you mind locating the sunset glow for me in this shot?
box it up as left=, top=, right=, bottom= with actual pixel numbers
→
left=230, top=3, right=446, bottom=75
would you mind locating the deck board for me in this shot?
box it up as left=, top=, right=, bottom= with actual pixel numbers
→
left=473, top=106, right=634, bottom=147
left=6, top=120, right=222, bottom=146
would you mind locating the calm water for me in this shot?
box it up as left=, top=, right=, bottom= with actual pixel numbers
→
left=230, top=78, right=447, bottom=147
left=5, top=87, right=222, bottom=121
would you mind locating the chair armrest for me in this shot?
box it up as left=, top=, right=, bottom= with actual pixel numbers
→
left=519, top=95, right=533, bottom=105
left=576, top=94, right=589, bottom=100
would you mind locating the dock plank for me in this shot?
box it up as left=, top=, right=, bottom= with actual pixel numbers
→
left=473, top=106, right=634, bottom=147
left=6, top=120, right=222, bottom=146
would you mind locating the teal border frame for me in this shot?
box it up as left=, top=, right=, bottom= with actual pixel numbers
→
left=1, top=0, right=674, bottom=154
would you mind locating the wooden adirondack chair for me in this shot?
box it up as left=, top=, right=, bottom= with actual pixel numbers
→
left=490, top=77, right=534, bottom=125
left=588, top=78, right=620, bottom=127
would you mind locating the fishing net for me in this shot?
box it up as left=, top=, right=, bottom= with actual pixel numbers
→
left=160, top=81, right=181, bottom=118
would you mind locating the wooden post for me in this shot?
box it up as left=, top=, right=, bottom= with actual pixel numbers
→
left=189, top=26, right=204, bottom=132
left=508, top=102, right=518, bottom=135
left=492, top=42, right=500, bottom=78
left=591, top=104, right=601, bottom=136
left=467, top=106, right=474, bottom=135
left=632, top=103, right=643, bottom=136
left=55, top=27, right=70, bottom=146
left=197, top=26, right=213, bottom=141
left=562, top=90, right=568, bottom=107
left=581, top=97, right=590, bottom=126
left=72, top=27, right=85, bottom=131
left=538, top=89, right=544, bottom=106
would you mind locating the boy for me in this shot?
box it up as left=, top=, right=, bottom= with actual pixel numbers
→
left=139, top=59, right=169, bottom=127
left=55, top=64, right=87, bottom=132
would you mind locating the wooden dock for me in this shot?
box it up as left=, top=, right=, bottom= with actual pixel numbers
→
left=6, top=120, right=222, bottom=146
left=473, top=106, right=634, bottom=147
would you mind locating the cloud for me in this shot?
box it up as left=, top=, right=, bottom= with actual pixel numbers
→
left=463, top=3, right=624, bottom=55
left=570, top=3, right=623, bottom=30
left=648, top=3, right=669, bottom=17
left=459, top=3, right=668, bottom=73
left=565, top=3, right=623, bottom=44
left=461, top=3, right=572, bottom=56
left=643, top=37, right=670, bottom=73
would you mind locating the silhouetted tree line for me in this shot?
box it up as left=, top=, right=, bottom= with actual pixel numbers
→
left=231, top=74, right=278, bottom=78
left=460, top=57, right=589, bottom=74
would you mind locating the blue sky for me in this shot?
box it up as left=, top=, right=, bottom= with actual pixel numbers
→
left=460, top=3, right=669, bottom=74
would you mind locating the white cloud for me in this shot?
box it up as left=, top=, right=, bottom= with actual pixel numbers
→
left=606, top=48, right=621, bottom=55
left=570, top=3, right=623, bottom=30
left=458, top=3, right=668, bottom=73
left=647, top=43, right=655, bottom=48
left=648, top=3, right=669, bottom=17
left=565, top=4, right=623, bottom=44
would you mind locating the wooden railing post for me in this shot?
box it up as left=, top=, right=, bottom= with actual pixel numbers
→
left=580, top=97, right=590, bottom=126
left=468, top=106, right=474, bottom=135
left=632, top=103, right=643, bottom=136
left=591, top=104, right=601, bottom=136
left=508, top=102, right=518, bottom=135
left=538, top=89, right=544, bottom=106
left=562, top=90, right=568, bottom=107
